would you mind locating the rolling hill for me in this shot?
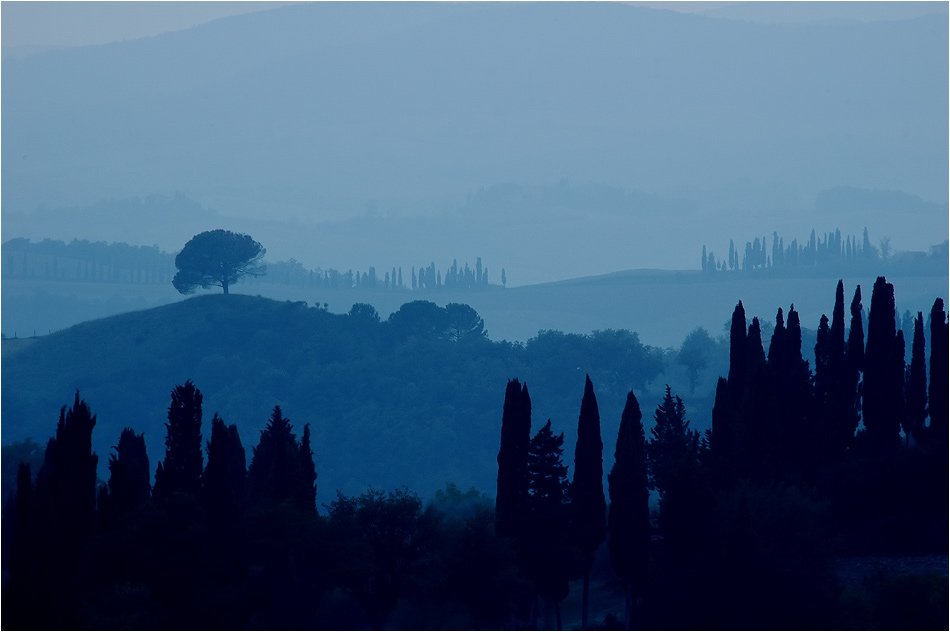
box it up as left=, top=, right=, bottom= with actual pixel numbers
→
left=1, top=294, right=673, bottom=502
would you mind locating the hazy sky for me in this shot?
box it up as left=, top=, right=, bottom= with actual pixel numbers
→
left=2, top=1, right=298, bottom=49
left=5, top=1, right=945, bottom=51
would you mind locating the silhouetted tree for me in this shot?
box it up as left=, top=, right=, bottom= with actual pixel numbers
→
left=648, top=385, right=698, bottom=498
left=298, top=423, right=317, bottom=510
left=524, top=420, right=572, bottom=629
left=172, top=229, right=265, bottom=294
left=247, top=406, right=315, bottom=510
left=202, top=414, right=247, bottom=522
left=495, top=379, right=532, bottom=543
left=728, top=301, right=748, bottom=403
left=445, top=303, right=487, bottom=341
left=570, top=375, right=606, bottom=629
left=825, top=280, right=856, bottom=461
left=17, top=392, right=101, bottom=628
left=864, top=277, right=902, bottom=455
left=326, top=488, right=438, bottom=630
left=100, top=428, right=150, bottom=525
left=710, top=377, right=733, bottom=486
left=928, top=298, right=948, bottom=450
left=153, top=381, right=204, bottom=504
left=905, top=312, right=927, bottom=444
left=607, top=390, right=650, bottom=629
left=34, top=391, right=99, bottom=544
left=845, top=284, right=865, bottom=445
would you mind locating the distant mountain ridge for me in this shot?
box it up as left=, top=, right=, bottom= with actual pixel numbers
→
left=3, top=2, right=946, bottom=213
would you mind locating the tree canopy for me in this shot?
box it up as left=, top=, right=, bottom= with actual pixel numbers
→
left=172, top=229, right=265, bottom=294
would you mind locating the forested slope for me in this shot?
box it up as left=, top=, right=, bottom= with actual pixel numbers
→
left=2, top=295, right=665, bottom=499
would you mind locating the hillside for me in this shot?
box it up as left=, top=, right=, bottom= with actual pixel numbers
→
left=2, top=294, right=677, bottom=502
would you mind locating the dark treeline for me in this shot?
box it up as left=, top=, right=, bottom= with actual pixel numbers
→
left=492, top=276, right=948, bottom=629
left=702, top=228, right=948, bottom=277
left=3, top=237, right=505, bottom=291
left=2, top=278, right=947, bottom=630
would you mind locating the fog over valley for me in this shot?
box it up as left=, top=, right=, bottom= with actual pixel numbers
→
left=2, top=3, right=948, bottom=630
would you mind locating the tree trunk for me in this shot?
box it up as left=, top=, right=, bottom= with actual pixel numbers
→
left=222, top=278, right=229, bottom=294
left=555, top=599, right=563, bottom=631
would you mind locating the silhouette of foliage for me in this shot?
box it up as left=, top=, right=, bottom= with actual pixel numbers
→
left=172, top=229, right=266, bottom=294
left=570, top=375, right=606, bottom=629
left=153, top=380, right=204, bottom=504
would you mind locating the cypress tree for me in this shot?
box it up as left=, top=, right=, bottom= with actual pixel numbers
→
left=710, top=377, right=732, bottom=486
left=202, top=414, right=247, bottom=521
left=743, top=316, right=770, bottom=479
left=607, top=391, right=650, bottom=629
left=571, top=375, right=606, bottom=630
left=814, top=314, right=831, bottom=412
left=153, top=380, right=204, bottom=503
left=767, top=307, right=786, bottom=368
left=890, top=330, right=907, bottom=446
left=864, top=277, right=902, bottom=455
left=101, top=428, right=150, bottom=525
left=830, top=281, right=846, bottom=362
left=905, top=313, right=927, bottom=445
left=927, top=298, right=948, bottom=450
left=728, top=301, right=748, bottom=402
left=22, top=392, right=100, bottom=628
left=298, top=423, right=317, bottom=510
left=843, top=285, right=865, bottom=445
left=34, top=391, right=99, bottom=543
left=495, top=379, right=531, bottom=543
left=826, top=281, right=855, bottom=461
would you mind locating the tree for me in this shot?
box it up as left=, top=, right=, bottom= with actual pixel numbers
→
left=153, top=381, right=204, bottom=504
left=34, top=391, right=100, bottom=543
left=928, top=298, right=948, bottom=451
left=445, top=303, right=487, bottom=341
left=495, top=379, right=531, bottom=543
left=607, top=390, right=650, bottom=629
left=524, top=420, right=572, bottom=629
left=247, top=406, right=315, bottom=510
left=648, top=385, right=697, bottom=499
left=171, top=229, right=265, bottom=294
left=386, top=300, right=448, bottom=339
left=728, top=301, right=748, bottom=403
left=201, top=414, right=247, bottom=522
left=677, top=327, right=715, bottom=394
left=904, top=313, right=927, bottom=445
left=844, top=284, right=865, bottom=445
left=100, top=428, right=150, bottom=525
left=326, top=488, right=438, bottom=630
left=570, top=375, right=606, bottom=629
left=863, top=277, right=902, bottom=455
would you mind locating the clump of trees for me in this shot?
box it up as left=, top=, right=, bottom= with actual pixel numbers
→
left=253, top=256, right=502, bottom=291
left=702, top=228, right=948, bottom=276
left=3, top=278, right=946, bottom=629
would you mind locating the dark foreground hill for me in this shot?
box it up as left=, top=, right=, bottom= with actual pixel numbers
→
left=2, top=294, right=667, bottom=501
